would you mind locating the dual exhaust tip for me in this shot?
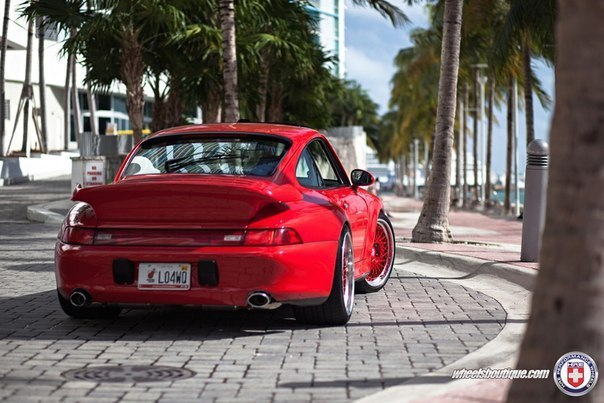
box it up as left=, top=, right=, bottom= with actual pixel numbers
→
left=70, top=289, right=281, bottom=310
left=70, top=289, right=92, bottom=307
left=247, top=291, right=281, bottom=310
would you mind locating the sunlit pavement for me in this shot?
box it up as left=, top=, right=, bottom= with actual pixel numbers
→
left=1, top=180, right=508, bottom=402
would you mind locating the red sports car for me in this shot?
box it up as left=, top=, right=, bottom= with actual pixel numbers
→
left=56, top=123, right=395, bottom=325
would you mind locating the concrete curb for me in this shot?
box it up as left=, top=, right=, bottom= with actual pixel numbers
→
left=26, top=200, right=71, bottom=224
left=357, top=246, right=537, bottom=403
left=395, top=244, right=537, bottom=291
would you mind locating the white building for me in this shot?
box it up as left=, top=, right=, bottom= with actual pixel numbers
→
left=305, top=0, right=346, bottom=78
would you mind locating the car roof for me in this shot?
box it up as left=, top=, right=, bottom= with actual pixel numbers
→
left=149, top=123, right=321, bottom=144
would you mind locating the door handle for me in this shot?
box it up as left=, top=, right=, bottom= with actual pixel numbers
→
left=342, top=202, right=349, bottom=210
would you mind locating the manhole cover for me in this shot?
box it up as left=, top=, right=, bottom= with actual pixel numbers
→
left=62, top=365, right=196, bottom=383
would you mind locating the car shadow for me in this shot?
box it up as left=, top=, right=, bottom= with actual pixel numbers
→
left=0, top=290, right=324, bottom=342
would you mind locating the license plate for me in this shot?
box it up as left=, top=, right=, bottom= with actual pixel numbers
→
left=137, top=263, right=191, bottom=290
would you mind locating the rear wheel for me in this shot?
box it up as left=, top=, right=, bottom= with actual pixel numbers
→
left=57, top=291, right=122, bottom=319
left=294, top=227, right=355, bottom=325
left=356, top=212, right=395, bottom=293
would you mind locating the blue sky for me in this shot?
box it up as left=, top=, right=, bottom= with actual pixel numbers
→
left=343, top=0, right=554, bottom=176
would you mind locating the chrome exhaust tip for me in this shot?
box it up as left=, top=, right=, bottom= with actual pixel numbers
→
left=247, top=292, right=282, bottom=310
left=70, top=289, right=91, bottom=307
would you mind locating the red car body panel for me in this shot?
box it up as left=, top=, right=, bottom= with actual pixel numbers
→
left=56, top=123, right=385, bottom=308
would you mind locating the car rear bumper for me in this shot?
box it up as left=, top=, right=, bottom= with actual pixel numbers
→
left=55, top=241, right=338, bottom=307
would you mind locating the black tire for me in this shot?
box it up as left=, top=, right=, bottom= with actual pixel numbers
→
left=294, top=227, right=355, bottom=326
left=356, top=212, right=395, bottom=294
left=57, top=291, right=122, bottom=319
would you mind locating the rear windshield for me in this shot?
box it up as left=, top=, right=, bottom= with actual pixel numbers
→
left=122, top=136, right=289, bottom=177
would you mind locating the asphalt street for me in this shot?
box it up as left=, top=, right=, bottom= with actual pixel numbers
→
left=0, top=179, right=507, bottom=402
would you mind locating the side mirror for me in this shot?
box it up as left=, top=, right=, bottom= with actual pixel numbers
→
left=351, top=169, right=375, bottom=187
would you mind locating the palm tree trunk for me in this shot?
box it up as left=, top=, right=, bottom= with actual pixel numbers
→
left=411, top=0, right=463, bottom=243
left=462, top=82, right=469, bottom=209
left=37, top=18, right=47, bottom=153
left=256, top=55, right=269, bottom=122
left=70, top=34, right=81, bottom=146
left=472, top=67, right=479, bottom=205
left=504, top=82, right=513, bottom=215
left=64, top=51, right=71, bottom=149
left=202, top=87, right=222, bottom=123
left=485, top=76, right=494, bottom=207
left=0, top=0, right=11, bottom=156
left=86, top=83, right=97, bottom=134
left=507, top=3, right=604, bottom=401
left=21, top=19, right=34, bottom=153
left=455, top=87, right=463, bottom=206
left=523, top=40, right=534, bottom=146
left=219, top=0, right=239, bottom=122
left=120, top=27, right=144, bottom=145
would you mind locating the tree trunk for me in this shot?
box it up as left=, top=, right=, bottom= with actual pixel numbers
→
left=411, top=0, right=463, bottom=243
left=504, top=82, right=513, bottom=215
left=523, top=40, right=535, bottom=146
left=462, top=82, right=469, bottom=209
left=507, top=2, right=604, bottom=402
left=455, top=87, right=463, bottom=206
left=202, top=87, right=222, bottom=123
left=63, top=51, right=71, bottom=149
left=86, top=83, right=97, bottom=134
left=37, top=18, right=47, bottom=152
left=0, top=0, right=11, bottom=156
left=485, top=76, right=494, bottom=207
left=472, top=67, right=479, bottom=205
left=120, top=27, right=144, bottom=145
left=20, top=19, right=34, bottom=153
left=256, top=54, right=269, bottom=122
left=219, top=0, right=239, bottom=122
left=267, top=85, right=284, bottom=122
left=70, top=38, right=81, bottom=145
left=151, top=73, right=166, bottom=132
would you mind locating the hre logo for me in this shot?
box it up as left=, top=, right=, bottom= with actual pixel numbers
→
left=554, top=352, right=598, bottom=397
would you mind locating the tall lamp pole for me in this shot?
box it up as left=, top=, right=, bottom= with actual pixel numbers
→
left=513, top=78, right=520, bottom=217
left=472, top=63, right=488, bottom=204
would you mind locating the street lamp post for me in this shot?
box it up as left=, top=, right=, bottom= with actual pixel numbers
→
left=472, top=63, right=488, bottom=205
left=513, top=78, right=520, bottom=217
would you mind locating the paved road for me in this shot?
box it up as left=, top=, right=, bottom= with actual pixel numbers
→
left=0, top=180, right=507, bottom=402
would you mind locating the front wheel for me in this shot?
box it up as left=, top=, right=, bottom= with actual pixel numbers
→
left=294, top=227, right=355, bottom=325
left=356, top=212, right=395, bottom=293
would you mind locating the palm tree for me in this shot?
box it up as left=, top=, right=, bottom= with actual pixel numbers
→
left=219, top=0, right=239, bottom=122
left=37, top=17, right=48, bottom=152
left=498, top=0, right=556, bottom=147
left=507, top=2, right=604, bottom=401
left=411, top=0, right=464, bottom=243
left=20, top=19, right=34, bottom=153
left=24, top=0, right=187, bottom=145
left=0, top=0, right=10, bottom=156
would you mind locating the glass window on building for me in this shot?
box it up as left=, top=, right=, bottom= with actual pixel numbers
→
left=78, top=92, right=89, bottom=111
left=98, top=94, right=112, bottom=111
left=99, top=117, right=111, bottom=135
left=144, top=102, right=153, bottom=118
left=114, top=96, right=127, bottom=114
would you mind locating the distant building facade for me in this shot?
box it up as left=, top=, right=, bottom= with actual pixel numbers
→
left=305, top=0, right=346, bottom=78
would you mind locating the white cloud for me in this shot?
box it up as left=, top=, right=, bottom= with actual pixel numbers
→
left=346, top=46, right=394, bottom=111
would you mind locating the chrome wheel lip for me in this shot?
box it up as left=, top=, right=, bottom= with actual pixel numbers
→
left=366, top=219, right=394, bottom=288
left=341, top=232, right=355, bottom=316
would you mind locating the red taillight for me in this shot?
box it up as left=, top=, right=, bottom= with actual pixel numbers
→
left=61, top=227, right=95, bottom=245
left=243, top=228, right=302, bottom=246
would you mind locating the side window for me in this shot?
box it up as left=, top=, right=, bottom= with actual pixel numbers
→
left=296, top=140, right=345, bottom=189
left=308, top=141, right=343, bottom=187
left=296, top=149, right=323, bottom=188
